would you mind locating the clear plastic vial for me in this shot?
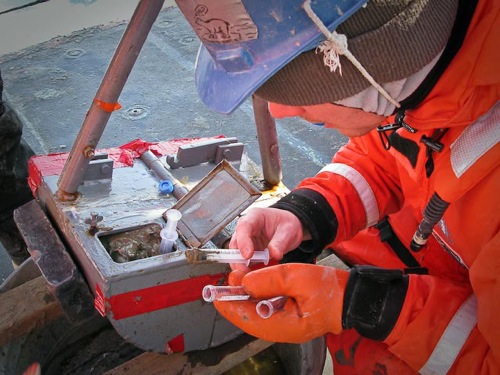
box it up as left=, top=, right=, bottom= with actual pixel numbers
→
left=202, top=285, right=249, bottom=302
left=256, top=296, right=287, bottom=319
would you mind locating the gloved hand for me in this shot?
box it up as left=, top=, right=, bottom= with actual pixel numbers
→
left=228, top=207, right=308, bottom=270
left=214, top=263, right=349, bottom=343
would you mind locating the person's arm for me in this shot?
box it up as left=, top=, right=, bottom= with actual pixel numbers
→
left=272, top=130, right=404, bottom=258
left=230, top=130, right=402, bottom=264
left=251, top=128, right=500, bottom=372
left=225, top=129, right=499, bottom=372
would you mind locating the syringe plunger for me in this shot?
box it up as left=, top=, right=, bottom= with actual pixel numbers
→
left=164, top=209, right=182, bottom=234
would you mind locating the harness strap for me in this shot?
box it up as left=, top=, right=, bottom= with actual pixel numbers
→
left=375, top=217, right=427, bottom=273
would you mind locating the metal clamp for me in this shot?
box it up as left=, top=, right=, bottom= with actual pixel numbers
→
left=166, top=137, right=244, bottom=169
left=83, top=153, right=114, bottom=182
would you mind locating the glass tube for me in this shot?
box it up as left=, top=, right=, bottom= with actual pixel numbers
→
left=256, top=296, right=287, bottom=319
left=202, top=285, right=250, bottom=302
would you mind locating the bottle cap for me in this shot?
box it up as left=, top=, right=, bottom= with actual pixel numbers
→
left=159, top=180, right=174, bottom=194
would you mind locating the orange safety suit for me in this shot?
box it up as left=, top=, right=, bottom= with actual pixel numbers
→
left=289, top=0, right=499, bottom=373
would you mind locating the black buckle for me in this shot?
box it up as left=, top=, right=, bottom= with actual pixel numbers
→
left=377, top=123, right=401, bottom=133
left=421, top=135, right=444, bottom=153
left=377, top=111, right=417, bottom=150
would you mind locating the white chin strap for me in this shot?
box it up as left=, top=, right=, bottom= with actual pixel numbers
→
left=303, top=0, right=401, bottom=109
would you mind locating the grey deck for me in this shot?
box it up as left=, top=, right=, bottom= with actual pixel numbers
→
left=0, top=4, right=346, bottom=280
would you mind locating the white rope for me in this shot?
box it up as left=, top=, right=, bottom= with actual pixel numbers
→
left=316, top=33, right=348, bottom=74
left=303, top=0, right=401, bottom=108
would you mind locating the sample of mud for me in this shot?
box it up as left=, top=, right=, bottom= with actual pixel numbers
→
left=184, top=248, right=216, bottom=263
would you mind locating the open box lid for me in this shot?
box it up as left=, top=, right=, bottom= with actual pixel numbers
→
left=166, top=159, right=261, bottom=248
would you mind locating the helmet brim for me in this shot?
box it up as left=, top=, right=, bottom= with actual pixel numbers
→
left=193, top=0, right=367, bottom=114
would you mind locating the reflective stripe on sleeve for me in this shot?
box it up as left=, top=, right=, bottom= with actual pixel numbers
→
left=420, top=295, right=477, bottom=375
left=450, top=101, right=500, bottom=178
left=318, top=163, right=379, bottom=227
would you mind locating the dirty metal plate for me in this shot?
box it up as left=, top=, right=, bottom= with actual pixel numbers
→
left=170, top=159, right=261, bottom=248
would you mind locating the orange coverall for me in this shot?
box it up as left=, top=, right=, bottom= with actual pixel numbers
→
left=292, top=0, right=499, bottom=373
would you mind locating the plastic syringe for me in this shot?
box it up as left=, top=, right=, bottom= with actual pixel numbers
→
left=186, top=248, right=270, bottom=266
left=160, top=208, right=182, bottom=254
